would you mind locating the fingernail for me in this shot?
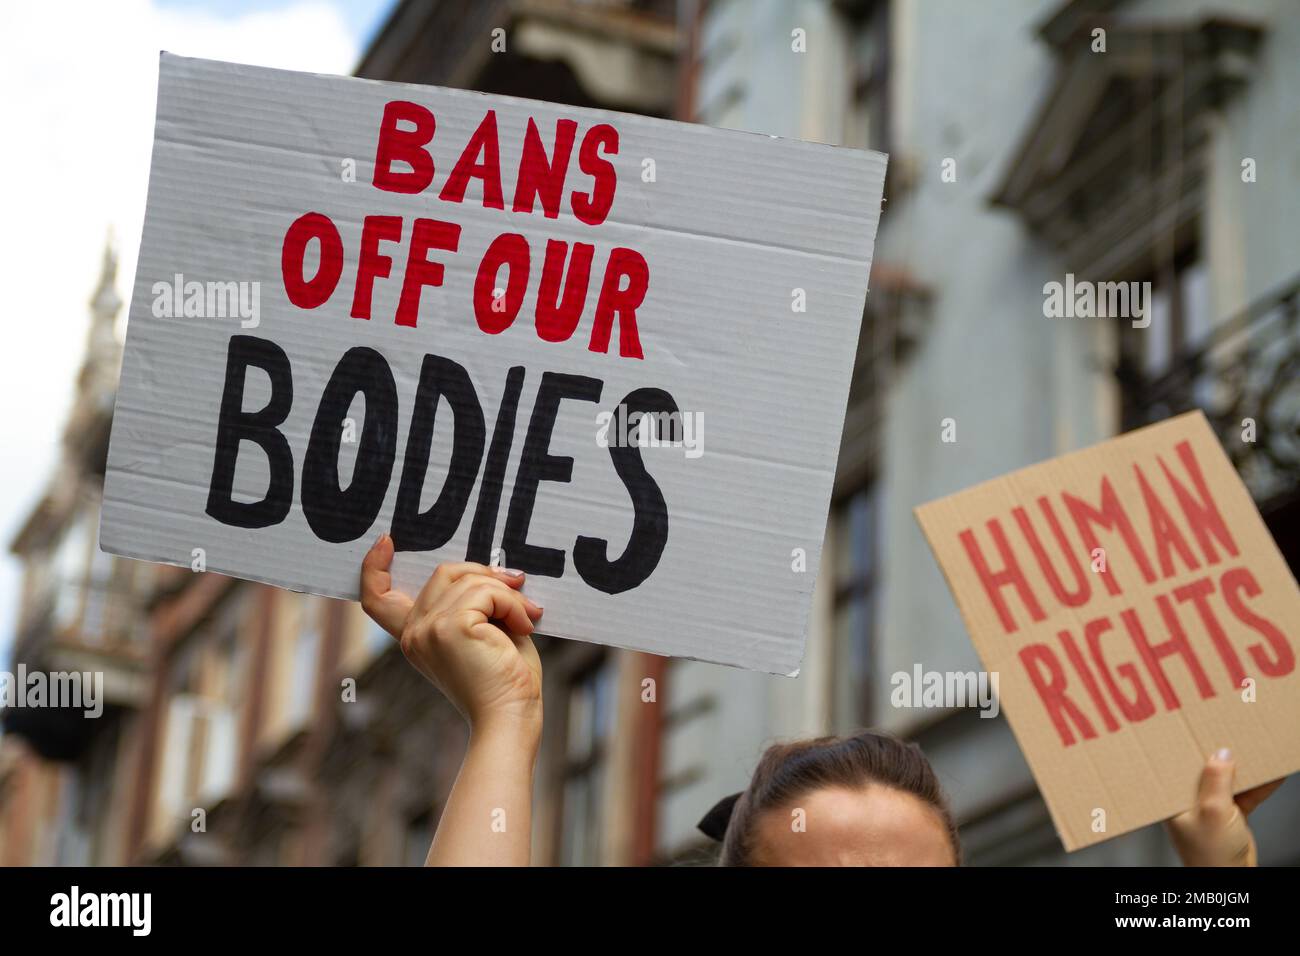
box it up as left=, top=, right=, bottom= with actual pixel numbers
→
left=498, top=567, right=524, bottom=578
left=1215, top=748, right=1232, bottom=762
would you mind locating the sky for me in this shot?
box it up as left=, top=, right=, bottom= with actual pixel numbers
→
left=0, top=0, right=395, bottom=661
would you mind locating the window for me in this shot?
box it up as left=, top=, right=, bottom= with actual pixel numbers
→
left=155, top=646, right=201, bottom=836
left=831, top=483, right=880, bottom=729
left=197, top=616, right=241, bottom=807
left=558, top=654, right=617, bottom=866
left=51, top=513, right=90, bottom=632
left=80, top=525, right=119, bottom=645
left=1119, top=247, right=1212, bottom=427
left=286, top=597, right=323, bottom=730
left=156, top=606, right=247, bottom=830
left=1134, top=253, right=1209, bottom=375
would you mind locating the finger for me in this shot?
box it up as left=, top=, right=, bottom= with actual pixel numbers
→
left=412, top=561, right=499, bottom=615
left=491, top=572, right=543, bottom=624
left=456, top=578, right=538, bottom=637
left=1196, top=749, right=1238, bottom=824
left=492, top=568, right=544, bottom=621
left=483, top=566, right=542, bottom=615
left=360, top=533, right=414, bottom=638
left=487, top=566, right=529, bottom=590
left=1236, top=778, right=1285, bottom=816
left=429, top=567, right=542, bottom=620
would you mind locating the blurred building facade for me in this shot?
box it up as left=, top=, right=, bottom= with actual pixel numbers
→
left=0, top=245, right=152, bottom=866
left=1, top=0, right=1297, bottom=866
left=652, top=0, right=1300, bottom=866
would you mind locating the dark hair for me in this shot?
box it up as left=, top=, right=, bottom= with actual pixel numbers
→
left=703, top=731, right=962, bottom=866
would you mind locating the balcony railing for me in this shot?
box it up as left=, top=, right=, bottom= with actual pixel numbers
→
left=11, top=577, right=148, bottom=668
left=1119, top=271, right=1300, bottom=509
left=4, top=577, right=151, bottom=759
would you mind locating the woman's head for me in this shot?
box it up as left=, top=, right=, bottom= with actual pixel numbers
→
left=703, top=731, right=961, bottom=866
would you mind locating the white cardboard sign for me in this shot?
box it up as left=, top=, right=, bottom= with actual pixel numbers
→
left=101, top=54, right=886, bottom=674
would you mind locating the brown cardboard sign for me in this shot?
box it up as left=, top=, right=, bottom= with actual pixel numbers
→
left=916, top=411, right=1300, bottom=850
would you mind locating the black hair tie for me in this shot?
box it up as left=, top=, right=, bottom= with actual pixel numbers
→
left=697, top=791, right=742, bottom=841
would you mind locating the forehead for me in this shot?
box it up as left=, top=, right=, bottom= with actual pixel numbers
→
left=749, top=784, right=956, bottom=867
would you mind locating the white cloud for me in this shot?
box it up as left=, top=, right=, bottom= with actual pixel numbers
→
left=0, top=0, right=364, bottom=655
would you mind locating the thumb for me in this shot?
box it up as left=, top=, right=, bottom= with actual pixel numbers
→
left=360, top=533, right=414, bottom=638
left=1195, top=749, right=1239, bottom=827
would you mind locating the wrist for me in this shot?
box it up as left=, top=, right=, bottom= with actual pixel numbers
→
left=469, top=704, right=543, bottom=750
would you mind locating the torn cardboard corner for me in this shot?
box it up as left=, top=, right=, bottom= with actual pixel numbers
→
left=99, top=54, right=888, bottom=675
left=916, top=411, right=1300, bottom=851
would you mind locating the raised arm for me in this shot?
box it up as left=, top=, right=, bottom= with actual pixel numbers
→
left=361, top=534, right=544, bottom=866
